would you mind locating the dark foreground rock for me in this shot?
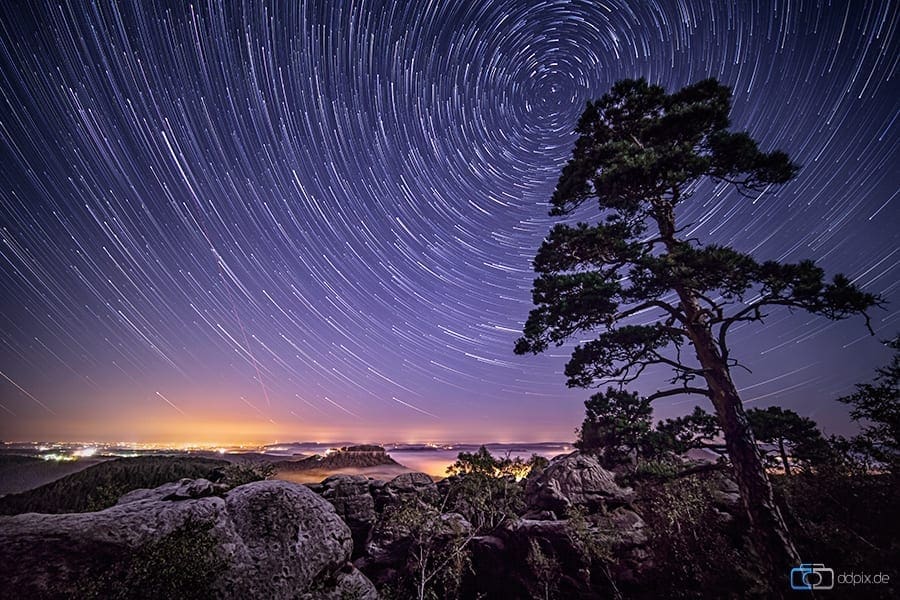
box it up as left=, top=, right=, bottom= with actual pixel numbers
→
left=465, top=507, right=648, bottom=599
left=373, top=471, right=438, bottom=510
left=312, top=474, right=377, bottom=558
left=0, top=479, right=377, bottom=600
left=358, top=507, right=472, bottom=590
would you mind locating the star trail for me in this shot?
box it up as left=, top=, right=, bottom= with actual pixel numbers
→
left=0, top=1, right=897, bottom=444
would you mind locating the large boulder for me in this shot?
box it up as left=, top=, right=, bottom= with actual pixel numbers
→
left=709, top=473, right=741, bottom=511
left=525, top=451, right=632, bottom=515
left=594, top=508, right=651, bottom=585
left=0, top=479, right=377, bottom=599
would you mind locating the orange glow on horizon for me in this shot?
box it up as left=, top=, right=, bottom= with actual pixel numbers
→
left=6, top=384, right=579, bottom=445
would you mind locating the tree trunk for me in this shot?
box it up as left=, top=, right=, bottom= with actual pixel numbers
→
left=654, top=201, right=800, bottom=593
left=779, top=439, right=792, bottom=478
left=681, top=292, right=800, bottom=593
left=418, top=548, right=427, bottom=600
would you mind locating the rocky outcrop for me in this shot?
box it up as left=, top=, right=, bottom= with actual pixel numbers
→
left=0, top=479, right=377, bottom=599
left=313, top=474, right=377, bottom=558
left=358, top=508, right=472, bottom=589
left=372, top=471, right=438, bottom=512
left=465, top=507, right=648, bottom=599
left=116, top=477, right=227, bottom=504
left=525, top=451, right=632, bottom=515
left=709, top=473, right=741, bottom=510
left=275, top=445, right=400, bottom=472
left=306, top=471, right=440, bottom=560
left=595, top=508, right=651, bottom=585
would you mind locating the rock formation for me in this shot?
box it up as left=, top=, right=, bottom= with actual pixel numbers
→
left=310, top=474, right=377, bottom=558
left=372, top=471, right=438, bottom=511
left=524, top=451, right=633, bottom=515
left=274, top=445, right=400, bottom=472
left=0, top=479, right=377, bottom=599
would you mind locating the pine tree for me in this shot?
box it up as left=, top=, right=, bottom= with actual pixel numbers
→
left=515, top=78, right=880, bottom=590
left=576, top=387, right=653, bottom=467
left=838, top=336, right=899, bottom=473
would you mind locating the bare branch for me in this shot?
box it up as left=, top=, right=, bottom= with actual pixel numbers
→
left=647, top=387, right=712, bottom=402
left=648, top=350, right=707, bottom=375
left=716, top=300, right=776, bottom=352
left=727, top=358, right=753, bottom=375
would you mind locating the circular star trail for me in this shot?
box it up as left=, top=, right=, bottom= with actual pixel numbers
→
left=0, top=1, right=897, bottom=442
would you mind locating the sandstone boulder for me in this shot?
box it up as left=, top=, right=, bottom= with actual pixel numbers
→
left=525, top=452, right=632, bottom=514
left=372, top=471, right=438, bottom=511
left=710, top=473, right=742, bottom=510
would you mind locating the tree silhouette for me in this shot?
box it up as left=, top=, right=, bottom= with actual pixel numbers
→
left=838, top=336, right=899, bottom=474
left=575, top=387, right=653, bottom=467
left=515, top=77, right=880, bottom=590
left=654, top=405, right=723, bottom=457
left=747, top=406, right=826, bottom=476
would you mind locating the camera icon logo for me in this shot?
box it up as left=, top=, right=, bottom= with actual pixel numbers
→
left=790, top=563, right=835, bottom=590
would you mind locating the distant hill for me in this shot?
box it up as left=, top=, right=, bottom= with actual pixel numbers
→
left=192, top=451, right=290, bottom=465
left=0, top=455, right=227, bottom=515
left=274, top=445, right=399, bottom=471
left=0, top=454, right=107, bottom=496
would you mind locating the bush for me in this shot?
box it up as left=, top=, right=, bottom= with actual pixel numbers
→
left=444, top=472, right=523, bottom=532
left=379, top=500, right=472, bottom=600
left=443, top=447, right=546, bottom=532
left=630, top=458, right=679, bottom=482
left=218, top=462, right=275, bottom=488
left=639, top=476, right=758, bottom=599
left=775, top=473, right=898, bottom=599
left=72, top=519, right=225, bottom=600
left=526, top=539, right=561, bottom=600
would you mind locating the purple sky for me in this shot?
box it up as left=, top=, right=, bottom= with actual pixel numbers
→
left=0, top=1, right=897, bottom=444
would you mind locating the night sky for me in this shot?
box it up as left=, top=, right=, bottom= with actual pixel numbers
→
left=0, top=1, right=897, bottom=444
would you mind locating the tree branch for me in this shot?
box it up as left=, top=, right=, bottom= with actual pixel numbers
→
left=647, top=387, right=712, bottom=402
left=648, top=350, right=707, bottom=375
left=612, top=300, right=686, bottom=325
left=696, top=292, right=724, bottom=321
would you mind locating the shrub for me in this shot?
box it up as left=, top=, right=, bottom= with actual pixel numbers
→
left=73, top=519, right=225, bottom=600
left=631, top=458, right=679, bottom=482
left=775, top=472, right=898, bottom=599
left=526, top=539, right=561, bottom=600
left=639, top=476, right=757, bottom=599
left=219, top=462, right=275, bottom=488
left=379, top=500, right=473, bottom=600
